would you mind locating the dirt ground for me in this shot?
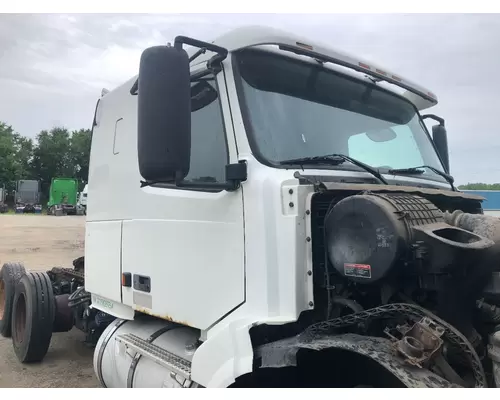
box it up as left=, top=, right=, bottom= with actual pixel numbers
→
left=0, top=214, right=100, bottom=388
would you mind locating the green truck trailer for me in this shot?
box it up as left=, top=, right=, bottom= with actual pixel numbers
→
left=47, top=178, right=78, bottom=215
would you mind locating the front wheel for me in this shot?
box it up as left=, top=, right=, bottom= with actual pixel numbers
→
left=11, top=272, right=55, bottom=362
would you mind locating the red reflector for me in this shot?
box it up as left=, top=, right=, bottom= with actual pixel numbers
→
left=359, top=62, right=371, bottom=70
left=122, top=272, right=132, bottom=287
left=375, top=69, right=387, bottom=76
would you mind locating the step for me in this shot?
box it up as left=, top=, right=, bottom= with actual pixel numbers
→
left=115, top=333, right=192, bottom=378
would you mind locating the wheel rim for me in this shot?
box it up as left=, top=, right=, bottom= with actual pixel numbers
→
left=14, top=293, right=26, bottom=343
left=0, top=279, right=5, bottom=320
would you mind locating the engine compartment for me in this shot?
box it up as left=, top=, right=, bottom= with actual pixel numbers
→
left=307, top=187, right=500, bottom=387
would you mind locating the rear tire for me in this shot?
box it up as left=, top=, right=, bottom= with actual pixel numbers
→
left=0, top=262, right=26, bottom=337
left=11, top=272, right=55, bottom=362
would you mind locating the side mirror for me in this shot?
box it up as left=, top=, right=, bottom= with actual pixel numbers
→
left=137, top=45, right=191, bottom=183
left=422, top=114, right=450, bottom=174
left=432, top=124, right=450, bottom=174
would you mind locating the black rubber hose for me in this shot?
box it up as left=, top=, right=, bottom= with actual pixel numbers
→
left=332, top=297, right=364, bottom=314
left=477, top=300, right=500, bottom=323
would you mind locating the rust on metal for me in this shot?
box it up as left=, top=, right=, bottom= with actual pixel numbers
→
left=133, top=306, right=193, bottom=328
left=385, top=317, right=444, bottom=368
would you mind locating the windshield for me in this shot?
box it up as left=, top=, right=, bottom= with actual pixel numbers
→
left=234, top=49, right=446, bottom=182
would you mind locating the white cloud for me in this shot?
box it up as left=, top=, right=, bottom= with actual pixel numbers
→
left=0, top=13, right=499, bottom=184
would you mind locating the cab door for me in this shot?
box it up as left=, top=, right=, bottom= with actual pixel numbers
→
left=120, top=66, right=245, bottom=330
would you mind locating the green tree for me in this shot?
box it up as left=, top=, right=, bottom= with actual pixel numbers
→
left=30, top=126, right=93, bottom=197
left=14, top=135, right=34, bottom=179
left=70, top=128, right=92, bottom=188
left=0, top=122, right=92, bottom=199
left=0, top=122, right=33, bottom=190
left=458, top=183, right=500, bottom=190
left=31, top=127, right=73, bottom=194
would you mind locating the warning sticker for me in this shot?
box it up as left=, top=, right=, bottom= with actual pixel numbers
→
left=344, top=263, right=372, bottom=279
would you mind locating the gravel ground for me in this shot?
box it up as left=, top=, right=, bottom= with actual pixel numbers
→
left=0, top=214, right=100, bottom=388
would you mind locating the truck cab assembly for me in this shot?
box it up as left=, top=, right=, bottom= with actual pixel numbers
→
left=47, top=177, right=79, bottom=216
left=77, top=184, right=88, bottom=215
left=14, top=180, right=42, bottom=214
left=1, top=26, right=500, bottom=388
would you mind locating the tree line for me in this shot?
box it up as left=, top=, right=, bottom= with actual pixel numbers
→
left=2, top=119, right=500, bottom=197
left=0, top=121, right=91, bottom=199
left=457, top=183, right=500, bottom=191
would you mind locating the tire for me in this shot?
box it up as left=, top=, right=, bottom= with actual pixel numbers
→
left=11, top=271, right=55, bottom=363
left=0, top=262, right=26, bottom=337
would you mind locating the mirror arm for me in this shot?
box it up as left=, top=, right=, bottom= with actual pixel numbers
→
left=189, top=48, right=207, bottom=63
left=174, top=36, right=228, bottom=60
left=132, top=59, right=220, bottom=95
left=190, top=68, right=213, bottom=82
left=176, top=181, right=240, bottom=192
left=140, top=180, right=242, bottom=192
left=131, top=37, right=228, bottom=95
left=422, top=114, right=445, bottom=126
left=140, top=161, right=247, bottom=192
left=174, top=35, right=228, bottom=77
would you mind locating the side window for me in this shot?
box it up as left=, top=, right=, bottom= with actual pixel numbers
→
left=185, top=79, right=228, bottom=183
left=348, top=125, right=424, bottom=169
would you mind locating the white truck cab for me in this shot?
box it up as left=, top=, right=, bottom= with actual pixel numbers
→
left=77, top=26, right=498, bottom=388
left=77, top=184, right=88, bottom=214
left=80, top=184, right=88, bottom=206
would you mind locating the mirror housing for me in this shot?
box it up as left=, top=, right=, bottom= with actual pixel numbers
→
left=137, top=45, right=191, bottom=183
left=422, top=114, right=450, bottom=174
left=432, top=124, right=450, bottom=174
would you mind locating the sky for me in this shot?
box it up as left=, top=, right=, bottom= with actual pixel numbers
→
left=0, top=13, right=499, bottom=185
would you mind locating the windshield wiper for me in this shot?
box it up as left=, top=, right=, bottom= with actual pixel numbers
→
left=388, top=165, right=456, bottom=191
left=280, top=154, right=388, bottom=185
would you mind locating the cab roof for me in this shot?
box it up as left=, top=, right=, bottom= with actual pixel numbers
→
left=187, top=25, right=438, bottom=111
left=105, top=26, right=438, bottom=112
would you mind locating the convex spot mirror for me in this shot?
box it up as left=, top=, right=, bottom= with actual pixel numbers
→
left=365, top=128, right=397, bottom=143
left=191, top=81, right=218, bottom=112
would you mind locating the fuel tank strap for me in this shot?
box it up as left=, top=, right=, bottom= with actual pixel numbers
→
left=97, top=319, right=127, bottom=388
left=126, top=325, right=179, bottom=388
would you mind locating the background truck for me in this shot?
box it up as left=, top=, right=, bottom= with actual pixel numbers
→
left=76, top=184, right=88, bottom=215
left=1, top=26, right=500, bottom=388
left=47, top=178, right=78, bottom=216
left=14, top=180, right=41, bottom=214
